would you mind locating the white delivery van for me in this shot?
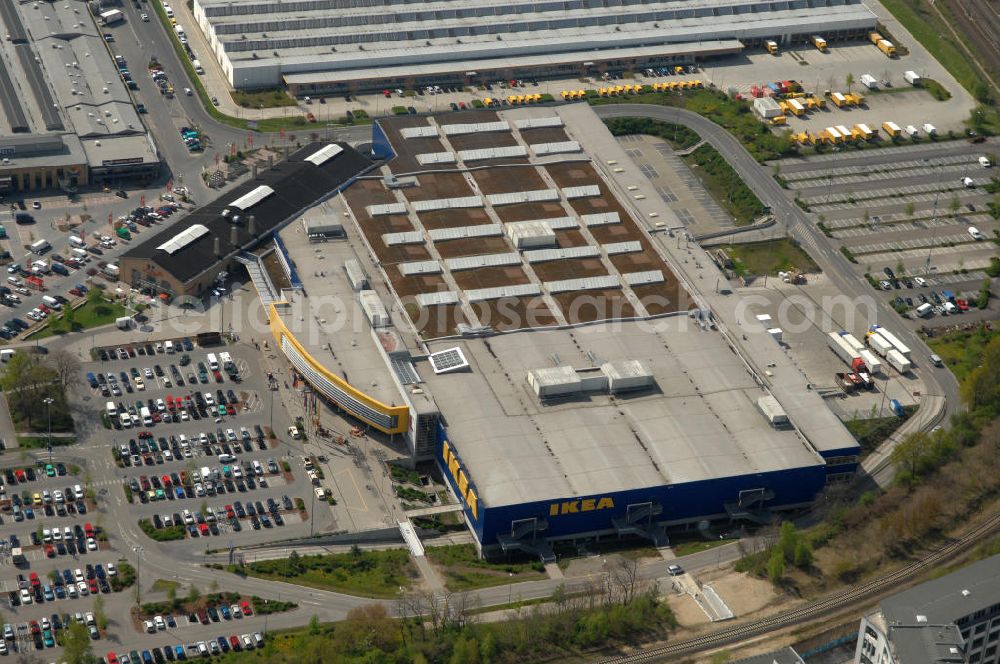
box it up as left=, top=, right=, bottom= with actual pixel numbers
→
left=119, top=412, right=132, bottom=428
left=30, top=239, right=50, bottom=254
left=140, top=407, right=153, bottom=426
left=164, top=340, right=174, bottom=354
left=68, top=236, right=86, bottom=248
left=969, top=226, right=985, bottom=240
left=915, top=302, right=933, bottom=317
left=106, top=401, right=117, bottom=417
left=71, top=247, right=88, bottom=260
left=943, top=301, right=958, bottom=314
left=41, top=295, right=61, bottom=310
left=981, top=156, right=993, bottom=167
left=207, top=353, right=219, bottom=370
left=0, top=349, right=15, bottom=362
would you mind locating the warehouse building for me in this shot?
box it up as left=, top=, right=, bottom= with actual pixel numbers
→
left=854, top=555, right=1000, bottom=664
left=259, top=108, right=860, bottom=559
left=191, top=0, right=877, bottom=92
left=0, top=1, right=159, bottom=193
left=119, top=142, right=373, bottom=297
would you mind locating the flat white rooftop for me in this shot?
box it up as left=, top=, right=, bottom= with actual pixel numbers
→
left=421, top=320, right=825, bottom=507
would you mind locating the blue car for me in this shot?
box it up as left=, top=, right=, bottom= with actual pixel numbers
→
left=54, top=585, right=65, bottom=599
left=62, top=569, right=73, bottom=584
left=175, top=645, right=186, bottom=660
left=219, top=604, right=230, bottom=620
left=42, top=585, right=54, bottom=602
left=87, top=372, right=98, bottom=387
left=182, top=337, right=193, bottom=351
left=24, top=507, right=33, bottom=519
left=174, top=486, right=185, bottom=500
left=217, top=637, right=229, bottom=653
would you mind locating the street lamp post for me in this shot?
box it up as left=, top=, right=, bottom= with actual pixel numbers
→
left=43, top=397, right=54, bottom=465
left=133, top=545, right=144, bottom=607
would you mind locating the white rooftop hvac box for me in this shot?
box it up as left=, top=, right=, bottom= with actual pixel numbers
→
left=344, top=259, right=368, bottom=291
left=358, top=290, right=390, bottom=328
left=601, top=360, right=654, bottom=393
left=507, top=220, right=557, bottom=249
left=528, top=366, right=582, bottom=398
left=756, top=395, right=789, bottom=427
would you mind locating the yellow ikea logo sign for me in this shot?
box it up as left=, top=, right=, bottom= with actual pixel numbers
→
left=549, top=496, right=615, bottom=517
left=441, top=440, right=478, bottom=520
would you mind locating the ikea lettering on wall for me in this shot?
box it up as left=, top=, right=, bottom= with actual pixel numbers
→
left=442, top=440, right=479, bottom=519
left=550, top=496, right=615, bottom=516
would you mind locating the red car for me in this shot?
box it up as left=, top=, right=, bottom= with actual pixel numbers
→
left=198, top=523, right=209, bottom=536
left=225, top=505, right=235, bottom=519
left=162, top=475, right=171, bottom=487
left=306, top=112, right=316, bottom=123
left=84, top=522, right=95, bottom=538
left=956, top=299, right=969, bottom=312
left=108, top=652, right=119, bottom=664
left=241, top=600, right=252, bottom=616
left=29, top=572, right=40, bottom=588
left=230, top=635, right=241, bottom=652
left=44, top=544, right=54, bottom=558
left=29, top=621, right=39, bottom=634
left=14, top=469, right=25, bottom=483
left=225, top=404, right=235, bottom=416
left=68, top=288, right=82, bottom=297
left=382, top=89, right=391, bottom=98
left=88, top=578, right=98, bottom=594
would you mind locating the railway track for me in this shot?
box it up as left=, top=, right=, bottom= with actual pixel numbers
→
left=597, top=511, right=1000, bottom=663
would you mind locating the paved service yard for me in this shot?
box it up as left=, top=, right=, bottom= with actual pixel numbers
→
left=770, top=139, right=999, bottom=328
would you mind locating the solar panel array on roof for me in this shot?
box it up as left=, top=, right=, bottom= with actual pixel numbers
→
left=383, top=231, right=425, bottom=246
left=440, top=121, right=509, bottom=136
left=524, top=246, right=601, bottom=263
left=458, top=146, right=528, bottom=161
left=428, top=224, right=502, bottom=241
left=514, top=117, right=563, bottom=129
left=530, top=141, right=581, bottom=156
left=401, top=126, right=438, bottom=138
left=623, top=270, right=664, bottom=285
left=546, top=275, right=621, bottom=293
left=487, top=190, right=559, bottom=206
left=398, top=260, right=443, bottom=276
left=367, top=202, right=408, bottom=216
left=582, top=212, right=621, bottom=226
left=229, top=185, right=275, bottom=210
left=412, top=196, right=483, bottom=212
left=416, top=152, right=457, bottom=165
left=391, top=357, right=421, bottom=385
left=603, top=241, right=643, bottom=255
left=156, top=224, right=210, bottom=255
left=428, top=347, right=470, bottom=374
left=540, top=216, right=579, bottom=230
left=445, top=252, right=521, bottom=271
left=416, top=291, right=459, bottom=306
left=465, top=283, right=542, bottom=302
left=304, top=143, right=344, bottom=166
left=562, top=185, right=602, bottom=199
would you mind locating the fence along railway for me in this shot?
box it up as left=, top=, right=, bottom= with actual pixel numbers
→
left=597, top=511, right=1000, bottom=663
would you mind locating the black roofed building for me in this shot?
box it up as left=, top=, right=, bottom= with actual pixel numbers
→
left=119, top=142, right=373, bottom=297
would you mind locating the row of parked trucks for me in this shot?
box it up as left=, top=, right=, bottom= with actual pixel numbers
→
left=827, top=325, right=913, bottom=390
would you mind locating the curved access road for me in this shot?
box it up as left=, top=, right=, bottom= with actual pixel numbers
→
left=593, top=104, right=961, bottom=482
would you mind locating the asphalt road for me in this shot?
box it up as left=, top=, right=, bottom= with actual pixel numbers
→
left=593, top=104, right=962, bottom=463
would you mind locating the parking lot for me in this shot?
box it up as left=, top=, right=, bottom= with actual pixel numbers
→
left=772, top=139, right=999, bottom=326
left=84, top=340, right=336, bottom=547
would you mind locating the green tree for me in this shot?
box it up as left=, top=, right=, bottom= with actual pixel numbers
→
left=166, top=583, right=177, bottom=606
left=777, top=521, right=798, bottom=562
left=186, top=584, right=200, bottom=604
left=62, top=621, right=97, bottom=664
left=93, top=595, right=108, bottom=631
left=905, top=202, right=915, bottom=219
left=308, top=614, right=320, bottom=635
left=794, top=540, right=813, bottom=568
left=63, top=303, right=76, bottom=330
left=891, top=431, right=933, bottom=485
left=766, top=548, right=785, bottom=584
left=845, top=72, right=854, bottom=92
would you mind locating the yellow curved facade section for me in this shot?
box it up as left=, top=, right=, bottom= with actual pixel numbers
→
left=268, top=303, right=409, bottom=435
